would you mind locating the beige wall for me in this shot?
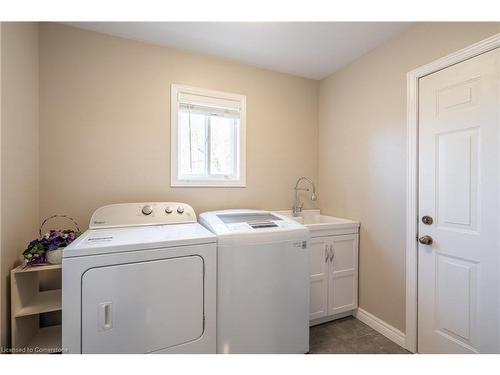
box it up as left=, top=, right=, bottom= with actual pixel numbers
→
left=319, top=22, right=500, bottom=332
left=0, top=22, right=39, bottom=348
left=39, top=23, right=319, bottom=230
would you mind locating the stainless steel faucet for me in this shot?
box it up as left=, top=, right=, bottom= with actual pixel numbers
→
left=292, top=177, right=317, bottom=217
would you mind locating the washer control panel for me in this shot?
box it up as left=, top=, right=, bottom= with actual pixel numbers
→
left=90, top=202, right=197, bottom=229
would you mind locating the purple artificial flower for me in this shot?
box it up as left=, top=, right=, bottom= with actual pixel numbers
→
left=23, top=228, right=80, bottom=266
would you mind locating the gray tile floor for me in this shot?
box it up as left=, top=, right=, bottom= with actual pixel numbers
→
left=309, top=317, right=410, bottom=354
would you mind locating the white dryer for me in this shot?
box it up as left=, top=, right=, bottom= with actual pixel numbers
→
left=199, top=209, right=310, bottom=354
left=62, top=202, right=216, bottom=354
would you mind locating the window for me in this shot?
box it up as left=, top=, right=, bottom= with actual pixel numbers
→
left=171, top=84, right=246, bottom=187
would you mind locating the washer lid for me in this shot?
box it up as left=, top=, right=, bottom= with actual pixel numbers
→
left=199, top=209, right=309, bottom=243
left=63, top=223, right=216, bottom=258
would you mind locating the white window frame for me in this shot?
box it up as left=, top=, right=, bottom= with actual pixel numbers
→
left=170, top=84, right=246, bottom=187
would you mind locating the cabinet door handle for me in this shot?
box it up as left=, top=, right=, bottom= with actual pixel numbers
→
left=325, top=244, right=329, bottom=262
left=329, top=245, right=335, bottom=263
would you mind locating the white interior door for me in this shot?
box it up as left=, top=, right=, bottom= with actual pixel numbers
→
left=418, top=48, right=500, bottom=353
left=309, top=237, right=329, bottom=320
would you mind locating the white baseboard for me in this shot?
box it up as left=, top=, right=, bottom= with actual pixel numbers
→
left=310, top=310, right=353, bottom=327
left=353, top=308, right=407, bottom=349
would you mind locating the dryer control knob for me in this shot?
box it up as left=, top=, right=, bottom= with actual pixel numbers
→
left=141, top=205, right=153, bottom=215
left=177, top=206, right=184, bottom=214
left=165, top=207, right=173, bottom=214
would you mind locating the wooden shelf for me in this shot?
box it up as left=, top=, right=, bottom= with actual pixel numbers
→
left=26, top=325, right=61, bottom=353
left=11, top=263, right=62, bottom=352
left=12, top=264, right=61, bottom=274
left=15, top=289, right=62, bottom=317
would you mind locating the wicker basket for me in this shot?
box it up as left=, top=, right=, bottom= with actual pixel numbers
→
left=23, top=215, right=81, bottom=266
left=40, top=215, right=81, bottom=265
left=39, top=214, right=80, bottom=238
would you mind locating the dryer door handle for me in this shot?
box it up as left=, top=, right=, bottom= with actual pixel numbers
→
left=100, top=302, right=113, bottom=331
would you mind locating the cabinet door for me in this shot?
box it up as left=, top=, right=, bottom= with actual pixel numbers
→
left=328, top=234, right=358, bottom=315
left=309, top=237, right=329, bottom=320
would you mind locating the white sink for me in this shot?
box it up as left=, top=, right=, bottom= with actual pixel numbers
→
left=274, top=210, right=359, bottom=234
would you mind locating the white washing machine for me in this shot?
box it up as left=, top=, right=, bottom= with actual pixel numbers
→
left=62, top=202, right=216, bottom=354
left=199, top=209, right=310, bottom=354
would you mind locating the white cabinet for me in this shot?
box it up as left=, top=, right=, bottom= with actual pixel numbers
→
left=272, top=209, right=359, bottom=326
left=309, top=233, right=358, bottom=324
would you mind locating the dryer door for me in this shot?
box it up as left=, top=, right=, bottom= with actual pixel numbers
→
left=81, top=255, right=204, bottom=353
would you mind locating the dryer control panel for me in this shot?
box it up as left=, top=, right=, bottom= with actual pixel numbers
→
left=89, top=202, right=196, bottom=229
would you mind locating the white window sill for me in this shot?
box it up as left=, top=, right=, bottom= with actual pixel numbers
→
left=171, top=182, right=246, bottom=188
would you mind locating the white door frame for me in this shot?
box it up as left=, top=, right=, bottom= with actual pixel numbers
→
left=405, top=33, right=500, bottom=353
left=0, top=21, right=3, bottom=349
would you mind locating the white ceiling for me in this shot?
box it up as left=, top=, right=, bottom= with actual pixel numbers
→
left=65, top=22, right=412, bottom=80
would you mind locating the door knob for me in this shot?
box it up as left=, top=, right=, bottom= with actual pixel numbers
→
left=418, top=235, right=433, bottom=245
left=422, top=216, right=433, bottom=225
